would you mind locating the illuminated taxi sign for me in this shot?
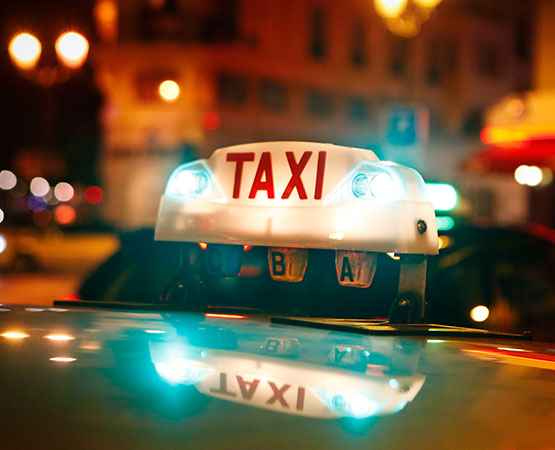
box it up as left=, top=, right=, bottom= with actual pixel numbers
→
left=155, top=142, right=438, bottom=255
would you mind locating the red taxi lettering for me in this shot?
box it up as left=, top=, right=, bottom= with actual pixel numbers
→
left=248, top=152, right=275, bottom=199
left=209, top=372, right=305, bottom=410
left=210, top=373, right=237, bottom=397
left=266, top=381, right=290, bottom=407
left=314, top=151, right=326, bottom=200
left=296, top=387, right=306, bottom=411
left=226, top=152, right=255, bottom=199
left=225, top=150, right=327, bottom=200
left=281, top=151, right=311, bottom=200
left=236, top=376, right=260, bottom=400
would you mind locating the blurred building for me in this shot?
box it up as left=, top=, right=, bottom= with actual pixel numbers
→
left=92, top=0, right=533, bottom=228
left=469, top=0, right=555, bottom=228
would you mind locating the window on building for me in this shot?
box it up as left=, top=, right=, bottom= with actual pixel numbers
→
left=426, top=39, right=442, bottom=85
left=346, top=97, right=370, bottom=122
left=427, top=38, right=458, bottom=85
left=445, top=39, right=458, bottom=73
left=350, top=20, right=366, bottom=68
left=259, top=80, right=288, bottom=111
left=309, top=8, right=327, bottom=60
left=217, top=73, right=247, bottom=106
left=514, top=21, right=531, bottom=61
left=476, top=44, right=501, bottom=78
left=462, top=108, right=483, bottom=136
left=390, top=37, right=409, bottom=77
left=306, top=89, right=333, bottom=117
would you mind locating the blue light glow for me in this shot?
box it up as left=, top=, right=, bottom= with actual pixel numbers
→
left=425, top=183, right=458, bottom=211
left=154, top=359, right=208, bottom=385
left=436, top=216, right=455, bottom=231
left=318, top=390, right=381, bottom=418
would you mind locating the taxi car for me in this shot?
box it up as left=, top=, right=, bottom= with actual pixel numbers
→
left=1, top=142, right=554, bottom=449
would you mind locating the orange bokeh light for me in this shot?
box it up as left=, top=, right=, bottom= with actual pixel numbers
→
left=55, top=205, right=76, bottom=225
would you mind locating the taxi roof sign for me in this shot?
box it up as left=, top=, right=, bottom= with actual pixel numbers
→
left=155, top=142, right=438, bottom=255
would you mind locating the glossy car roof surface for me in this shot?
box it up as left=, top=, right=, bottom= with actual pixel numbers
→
left=0, top=305, right=554, bottom=449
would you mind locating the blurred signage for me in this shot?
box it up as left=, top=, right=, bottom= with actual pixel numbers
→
left=384, top=105, right=428, bottom=148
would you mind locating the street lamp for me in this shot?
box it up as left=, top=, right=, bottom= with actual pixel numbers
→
left=8, top=33, right=42, bottom=70
left=55, top=32, right=89, bottom=69
left=8, top=30, right=89, bottom=85
left=373, top=0, right=442, bottom=38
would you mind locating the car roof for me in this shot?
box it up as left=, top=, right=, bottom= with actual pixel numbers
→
left=1, top=306, right=553, bottom=449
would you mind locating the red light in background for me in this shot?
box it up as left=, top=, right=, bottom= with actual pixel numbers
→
left=243, top=245, right=252, bottom=251
left=198, top=242, right=208, bottom=250
left=57, top=293, right=80, bottom=301
left=85, top=186, right=103, bottom=204
left=55, top=205, right=76, bottom=224
left=203, top=112, right=220, bottom=130
left=204, top=313, right=247, bottom=319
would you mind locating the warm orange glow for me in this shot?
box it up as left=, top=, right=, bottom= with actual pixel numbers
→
left=198, top=242, right=208, bottom=250
left=54, top=205, right=76, bottom=225
left=1, top=331, right=29, bottom=339
left=9, top=33, right=41, bottom=69
left=414, top=0, right=442, bottom=8
left=45, top=334, right=75, bottom=341
left=55, top=32, right=89, bottom=69
left=49, top=356, right=77, bottom=362
left=204, top=313, right=247, bottom=319
left=374, top=0, right=408, bottom=18
left=159, top=80, right=180, bottom=102
left=481, top=124, right=555, bottom=145
left=94, top=0, right=118, bottom=43
left=438, top=235, right=453, bottom=250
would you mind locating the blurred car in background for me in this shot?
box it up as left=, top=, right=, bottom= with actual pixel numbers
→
left=77, top=224, right=555, bottom=341
left=0, top=227, right=119, bottom=273
left=427, top=223, right=555, bottom=341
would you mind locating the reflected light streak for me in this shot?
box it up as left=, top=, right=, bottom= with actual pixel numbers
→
left=204, top=313, right=247, bottom=319
left=144, top=329, right=166, bottom=334
left=1, top=331, right=29, bottom=339
left=45, top=334, right=75, bottom=341
left=49, top=357, right=77, bottom=362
